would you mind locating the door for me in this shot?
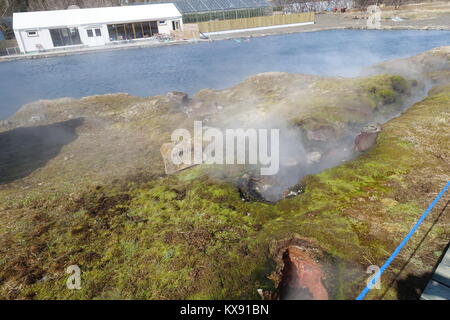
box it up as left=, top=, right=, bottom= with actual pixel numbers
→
left=172, top=20, right=181, bottom=31
left=84, top=27, right=105, bottom=46
left=150, top=21, right=158, bottom=35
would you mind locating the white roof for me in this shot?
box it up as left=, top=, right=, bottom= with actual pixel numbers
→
left=13, top=3, right=182, bottom=30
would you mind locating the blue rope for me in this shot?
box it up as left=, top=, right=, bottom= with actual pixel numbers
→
left=356, top=180, right=450, bottom=300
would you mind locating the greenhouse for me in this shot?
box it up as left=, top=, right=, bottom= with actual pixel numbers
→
left=135, top=0, right=274, bottom=23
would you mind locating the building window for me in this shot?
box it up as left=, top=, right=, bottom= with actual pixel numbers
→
left=95, top=28, right=102, bottom=37
left=50, top=28, right=82, bottom=47
left=159, top=21, right=166, bottom=25
left=107, top=21, right=158, bottom=41
left=172, top=21, right=180, bottom=31
left=27, top=30, right=38, bottom=37
left=87, top=29, right=94, bottom=37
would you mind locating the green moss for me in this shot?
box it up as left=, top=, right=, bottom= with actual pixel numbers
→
left=358, top=74, right=411, bottom=109
left=0, top=74, right=448, bottom=300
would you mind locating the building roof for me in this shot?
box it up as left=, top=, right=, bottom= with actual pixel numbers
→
left=135, top=0, right=272, bottom=14
left=13, top=3, right=182, bottom=30
left=173, top=0, right=272, bottom=13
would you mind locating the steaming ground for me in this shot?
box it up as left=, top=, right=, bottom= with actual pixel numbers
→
left=214, top=115, right=358, bottom=202
left=0, top=48, right=443, bottom=202
left=0, top=47, right=449, bottom=300
left=193, top=65, right=433, bottom=202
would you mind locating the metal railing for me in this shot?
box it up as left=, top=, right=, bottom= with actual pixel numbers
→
left=0, top=39, right=19, bottom=56
left=0, top=47, right=20, bottom=56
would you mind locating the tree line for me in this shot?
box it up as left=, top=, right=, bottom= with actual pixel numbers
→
left=0, top=0, right=433, bottom=18
left=0, top=0, right=132, bottom=17
left=272, top=0, right=426, bottom=10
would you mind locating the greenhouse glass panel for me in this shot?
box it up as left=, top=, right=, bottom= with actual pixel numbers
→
left=150, top=0, right=272, bottom=13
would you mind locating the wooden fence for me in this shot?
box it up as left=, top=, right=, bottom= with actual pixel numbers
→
left=190, top=12, right=315, bottom=34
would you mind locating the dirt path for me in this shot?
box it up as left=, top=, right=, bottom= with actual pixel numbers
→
left=210, top=5, right=450, bottom=41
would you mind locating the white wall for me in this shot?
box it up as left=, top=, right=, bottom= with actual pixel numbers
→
left=79, top=25, right=109, bottom=46
left=158, top=18, right=183, bottom=35
left=16, top=29, right=54, bottom=53
left=15, top=17, right=183, bottom=53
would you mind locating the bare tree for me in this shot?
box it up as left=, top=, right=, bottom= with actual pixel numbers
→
left=0, top=0, right=124, bottom=15
left=1, top=0, right=27, bottom=16
left=274, top=0, right=356, bottom=13
left=26, top=0, right=122, bottom=11
left=386, top=0, right=407, bottom=9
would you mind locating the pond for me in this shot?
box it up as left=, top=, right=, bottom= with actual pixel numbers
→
left=0, top=29, right=449, bottom=119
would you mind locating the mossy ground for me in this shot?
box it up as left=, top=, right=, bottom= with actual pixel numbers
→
left=0, top=60, right=449, bottom=299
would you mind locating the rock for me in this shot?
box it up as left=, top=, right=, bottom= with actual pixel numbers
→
left=215, top=103, right=224, bottom=112
left=166, top=91, right=190, bottom=106
left=270, top=238, right=330, bottom=300
left=354, top=124, right=382, bottom=152
left=29, top=114, right=47, bottom=124
left=0, top=120, right=13, bottom=129
left=307, top=152, right=322, bottom=164
left=282, top=182, right=305, bottom=199
left=160, top=142, right=195, bottom=175
left=237, top=174, right=267, bottom=202
left=188, top=99, right=203, bottom=110
left=256, top=288, right=274, bottom=300
left=256, top=288, right=264, bottom=299
left=279, top=246, right=329, bottom=300
left=305, top=126, right=336, bottom=142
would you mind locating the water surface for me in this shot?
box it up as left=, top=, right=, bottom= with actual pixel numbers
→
left=1, top=29, right=449, bottom=119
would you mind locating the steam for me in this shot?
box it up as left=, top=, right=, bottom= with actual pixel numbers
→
left=198, top=53, right=440, bottom=202
left=3, top=45, right=446, bottom=202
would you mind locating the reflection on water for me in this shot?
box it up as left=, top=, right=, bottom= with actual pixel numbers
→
left=0, top=29, right=449, bottom=119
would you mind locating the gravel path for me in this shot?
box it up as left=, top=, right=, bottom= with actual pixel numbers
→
left=209, top=11, right=450, bottom=41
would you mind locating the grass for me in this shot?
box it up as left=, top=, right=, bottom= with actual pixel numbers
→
left=0, top=74, right=448, bottom=300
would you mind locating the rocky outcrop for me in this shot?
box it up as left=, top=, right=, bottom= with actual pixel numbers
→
left=268, top=237, right=331, bottom=300
left=354, top=124, right=382, bottom=152
left=279, top=246, right=329, bottom=300
left=166, top=91, right=190, bottom=107
left=160, top=142, right=195, bottom=175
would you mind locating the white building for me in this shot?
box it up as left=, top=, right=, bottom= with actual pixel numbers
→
left=13, top=3, right=183, bottom=53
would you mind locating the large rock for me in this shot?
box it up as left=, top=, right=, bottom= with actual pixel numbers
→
left=166, top=91, right=190, bottom=106
left=160, top=142, right=195, bottom=175
left=354, top=124, right=382, bottom=152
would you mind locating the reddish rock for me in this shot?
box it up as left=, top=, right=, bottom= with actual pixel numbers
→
left=355, top=124, right=382, bottom=152
left=166, top=91, right=190, bottom=106
left=279, top=246, right=329, bottom=300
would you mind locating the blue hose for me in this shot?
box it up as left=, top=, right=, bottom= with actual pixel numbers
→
left=356, top=180, right=450, bottom=300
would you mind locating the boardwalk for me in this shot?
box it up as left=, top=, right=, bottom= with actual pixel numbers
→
left=421, top=244, right=450, bottom=300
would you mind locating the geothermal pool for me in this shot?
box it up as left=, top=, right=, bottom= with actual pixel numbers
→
left=1, top=29, right=450, bottom=119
